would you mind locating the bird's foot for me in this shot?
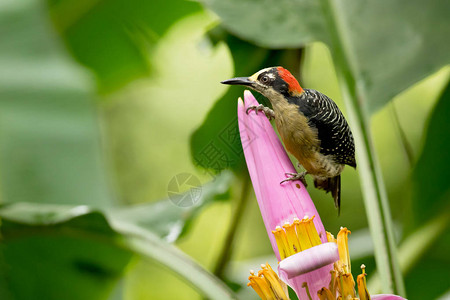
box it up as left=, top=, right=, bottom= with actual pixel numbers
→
left=280, top=171, right=308, bottom=187
left=246, top=104, right=275, bottom=120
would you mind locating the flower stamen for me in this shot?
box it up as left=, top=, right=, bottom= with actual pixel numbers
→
left=273, top=216, right=322, bottom=259
left=294, top=217, right=313, bottom=250
left=326, top=231, right=336, bottom=243
left=283, top=221, right=302, bottom=253
left=357, top=264, right=370, bottom=300
left=328, top=269, right=337, bottom=296
left=317, top=287, right=335, bottom=300
left=340, top=273, right=356, bottom=299
left=302, top=282, right=313, bottom=300
left=326, top=227, right=358, bottom=299
left=273, top=226, right=293, bottom=260
left=248, top=270, right=274, bottom=299
left=304, top=216, right=322, bottom=246
left=337, top=227, right=352, bottom=274
left=248, top=264, right=290, bottom=300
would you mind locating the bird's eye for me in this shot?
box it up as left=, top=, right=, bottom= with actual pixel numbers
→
left=261, top=75, right=270, bottom=84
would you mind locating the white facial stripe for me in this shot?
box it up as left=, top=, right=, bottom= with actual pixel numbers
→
left=249, top=73, right=258, bottom=82
left=249, top=67, right=274, bottom=82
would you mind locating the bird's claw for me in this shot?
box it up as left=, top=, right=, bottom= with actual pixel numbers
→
left=246, top=104, right=275, bottom=120
left=280, top=172, right=308, bottom=187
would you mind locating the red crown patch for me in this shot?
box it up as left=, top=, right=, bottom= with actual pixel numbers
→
left=277, top=67, right=303, bottom=94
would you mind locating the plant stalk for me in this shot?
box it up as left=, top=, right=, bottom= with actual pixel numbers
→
left=319, top=0, right=406, bottom=295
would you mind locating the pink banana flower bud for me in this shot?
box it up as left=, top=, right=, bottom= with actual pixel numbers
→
left=238, top=91, right=406, bottom=300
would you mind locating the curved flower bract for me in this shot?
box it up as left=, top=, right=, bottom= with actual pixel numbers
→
left=238, top=91, right=338, bottom=298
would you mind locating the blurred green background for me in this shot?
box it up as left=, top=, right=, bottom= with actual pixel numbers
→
left=0, top=0, right=449, bottom=299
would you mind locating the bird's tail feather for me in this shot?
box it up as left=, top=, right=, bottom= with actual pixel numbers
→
left=314, top=175, right=341, bottom=215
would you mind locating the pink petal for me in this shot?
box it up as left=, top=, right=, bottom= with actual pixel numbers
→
left=238, top=91, right=333, bottom=299
left=238, top=91, right=327, bottom=255
left=278, top=242, right=339, bottom=279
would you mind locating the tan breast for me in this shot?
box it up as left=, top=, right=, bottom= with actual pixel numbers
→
left=272, top=100, right=321, bottom=174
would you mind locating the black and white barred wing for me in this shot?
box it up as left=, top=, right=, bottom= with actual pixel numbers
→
left=300, top=89, right=356, bottom=168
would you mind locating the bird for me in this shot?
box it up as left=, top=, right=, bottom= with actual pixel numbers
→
left=221, top=66, right=356, bottom=214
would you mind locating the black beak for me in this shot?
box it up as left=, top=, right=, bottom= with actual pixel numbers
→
left=221, top=77, right=253, bottom=87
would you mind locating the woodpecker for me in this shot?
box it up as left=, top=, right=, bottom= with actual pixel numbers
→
left=222, top=67, right=356, bottom=213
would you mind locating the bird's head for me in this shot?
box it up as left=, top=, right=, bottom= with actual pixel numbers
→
left=221, top=67, right=303, bottom=99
